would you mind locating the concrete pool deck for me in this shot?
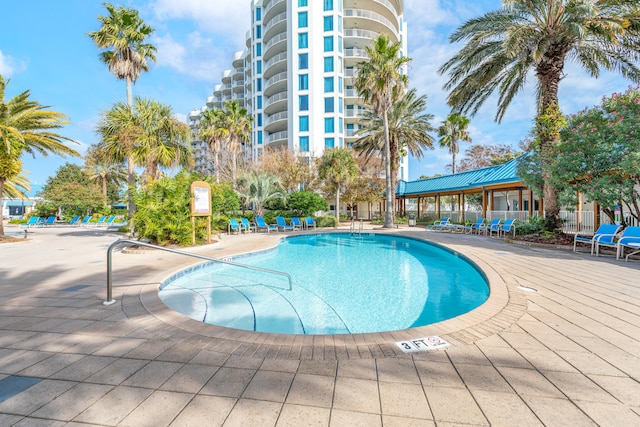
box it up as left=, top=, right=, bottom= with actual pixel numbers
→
left=0, top=223, right=639, bottom=426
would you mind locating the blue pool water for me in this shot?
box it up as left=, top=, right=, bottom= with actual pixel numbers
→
left=159, top=233, right=489, bottom=335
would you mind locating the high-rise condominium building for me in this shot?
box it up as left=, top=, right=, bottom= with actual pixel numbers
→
left=189, top=0, right=408, bottom=180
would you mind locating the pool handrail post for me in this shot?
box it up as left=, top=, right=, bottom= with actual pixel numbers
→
left=104, top=239, right=293, bottom=305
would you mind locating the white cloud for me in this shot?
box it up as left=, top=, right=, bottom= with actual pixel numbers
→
left=149, top=0, right=251, bottom=46
left=0, top=50, right=26, bottom=77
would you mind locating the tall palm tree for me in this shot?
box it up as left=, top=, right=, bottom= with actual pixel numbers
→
left=133, top=99, right=192, bottom=186
left=84, top=144, right=127, bottom=202
left=198, top=108, right=226, bottom=183
left=439, top=0, right=640, bottom=230
left=318, top=148, right=358, bottom=221
left=236, top=171, right=284, bottom=218
left=89, top=3, right=156, bottom=214
left=217, top=100, right=252, bottom=189
left=437, top=113, right=472, bottom=175
left=88, top=3, right=156, bottom=109
left=355, top=88, right=435, bottom=191
left=354, top=34, right=411, bottom=228
left=0, top=76, right=78, bottom=236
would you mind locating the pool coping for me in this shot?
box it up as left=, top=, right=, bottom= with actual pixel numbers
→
left=138, top=230, right=528, bottom=359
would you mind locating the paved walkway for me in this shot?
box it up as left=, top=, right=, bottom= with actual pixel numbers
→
left=0, top=223, right=638, bottom=426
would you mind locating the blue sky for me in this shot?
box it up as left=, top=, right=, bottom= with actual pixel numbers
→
left=1, top=0, right=633, bottom=185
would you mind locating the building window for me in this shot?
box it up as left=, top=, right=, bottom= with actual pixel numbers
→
left=298, top=0, right=307, bottom=6
left=338, top=36, right=343, bottom=52
left=256, top=60, right=262, bottom=74
left=256, top=25, right=262, bottom=39
left=324, top=56, right=334, bottom=72
left=324, top=16, right=333, bottom=31
left=324, top=117, right=335, bottom=133
left=298, top=12, right=308, bottom=28
left=299, top=53, right=308, bottom=69
left=299, top=115, right=309, bottom=132
left=325, top=137, right=335, bottom=148
left=257, top=95, right=262, bottom=109
left=338, top=97, right=343, bottom=113
left=324, top=0, right=333, bottom=11
left=257, top=113, right=263, bottom=126
left=298, top=32, right=308, bottom=49
left=338, top=16, right=343, bottom=31
left=258, top=130, right=263, bottom=145
left=339, top=117, right=343, bottom=134
left=338, top=76, right=343, bottom=93
left=299, top=95, right=309, bottom=111
left=299, top=136, right=309, bottom=151
left=324, top=77, right=334, bottom=92
left=256, top=43, right=262, bottom=57
left=256, top=7, right=261, bottom=21
left=324, top=97, right=334, bottom=112
left=256, top=78, right=262, bottom=91
left=324, top=36, right=334, bottom=52
left=299, top=74, right=309, bottom=90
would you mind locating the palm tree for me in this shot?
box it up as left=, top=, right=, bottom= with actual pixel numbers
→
left=236, top=171, right=284, bottom=218
left=318, top=148, right=358, bottom=221
left=133, top=99, right=192, bottom=186
left=354, top=34, right=411, bottom=228
left=437, top=113, right=472, bottom=175
left=88, top=3, right=156, bottom=109
left=439, top=0, right=640, bottom=230
left=89, top=3, right=156, bottom=214
left=0, top=76, right=78, bottom=236
left=217, top=101, right=252, bottom=189
left=84, top=144, right=127, bottom=202
left=355, top=88, right=435, bottom=191
left=198, top=108, right=226, bottom=183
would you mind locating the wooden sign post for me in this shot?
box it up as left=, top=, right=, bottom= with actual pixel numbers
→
left=190, top=181, right=212, bottom=244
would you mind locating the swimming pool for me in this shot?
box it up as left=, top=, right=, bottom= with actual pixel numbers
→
left=159, top=233, right=489, bottom=335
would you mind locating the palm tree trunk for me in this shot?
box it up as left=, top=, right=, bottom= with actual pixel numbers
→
left=382, top=110, right=394, bottom=228
left=537, top=52, right=566, bottom=232
left=214, top=151, right=220, bottom=183
left=452, top=140, right=457, bottom=174
left=335, top=184, right=340, bottom=221
left=127, top=157, right=136, bottom=216
left=126, top=76, right=133, bottom=112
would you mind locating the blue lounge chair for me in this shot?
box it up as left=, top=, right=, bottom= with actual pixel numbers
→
left=240, top=218, right=255, bottom=233
left=573, top=223, right=621, bottom=254
left=480, top=218, right=501, bottom=236
left=92, top=215, right=107, bottom=226
left=595, top=225, right=635, bottom=257
left=614, top=226, right=640, bottom=260
left=463, top=218, right=485, bottom=234
left=276, top=216, right=294, bottom=232
left=43, top=216, right=57, bottom=226
left=20, top=216, right=40, bottom=228
left=431, top=217, right=451, bottom=231
left=305, top=217, right=316, bottom=230
left=80, top=215, right=92, bottom=227
left=66, top=215, right=81, bottom=226
left=103, top=215, right=116, bottom=227
left=228, top=218, right=243, bottom=234
left=291, top=217, right=303, bottom=230
left=255, top=216, right=278, bottom=233
left=499, top=218, right=517, bottom=238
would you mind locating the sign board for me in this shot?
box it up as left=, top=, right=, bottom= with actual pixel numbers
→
left=395, top=336, right=450, bottom=353
left=190, top=181, right=211, bottom=216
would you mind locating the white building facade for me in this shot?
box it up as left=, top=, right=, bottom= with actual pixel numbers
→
left=189, top=0, right=408, bottom=181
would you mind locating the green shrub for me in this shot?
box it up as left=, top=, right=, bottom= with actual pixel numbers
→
left=316, top=215, right=338, bottom=228
left=515, top=215, right=545, bottom=235
left=285, top=191, right=328, bottom=216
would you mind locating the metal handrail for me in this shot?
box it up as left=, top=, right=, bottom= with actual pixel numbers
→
left=104, top=239, right=293, bottom=305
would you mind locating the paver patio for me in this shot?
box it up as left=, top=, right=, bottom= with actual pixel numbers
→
left=0, top=223, right=638, bottom=426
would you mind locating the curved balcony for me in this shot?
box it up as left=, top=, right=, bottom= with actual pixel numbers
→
left=344, top=88, right=359, bottom=100
left=206, top=96, right=215, bottom=108
left=263, top=0, right=286, bottom=25
left=344, top=47, right=368, bottom=59
left=263, top=30, right=287, bottom=62
left=266, top=130, right=288, bottom=146
left=264, top=71, right=287, bottom=97
left=343, top=28, right=379, bottom=49
left=221, top=70, right=232, bottom=83
left=264, top=111, right=288, bottom=133
left=344, top=0, right=400, bottom=24
left=263, top=11, right=287, bottom=42
left=232, top=51, right=244, bottom=68
left=263, top=51, right=287, bottom=80
left=264, top=91, right=288, bottom=115
left=233, top=80, right=245, bottom=91
left=343, top=9, right=399, bottom=40
left=222, top=83, right=232, bottom=96
left=246, top=29, right=251, bottom=48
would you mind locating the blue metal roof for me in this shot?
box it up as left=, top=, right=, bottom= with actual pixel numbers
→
left=397, top=157, right=522, bottom=196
